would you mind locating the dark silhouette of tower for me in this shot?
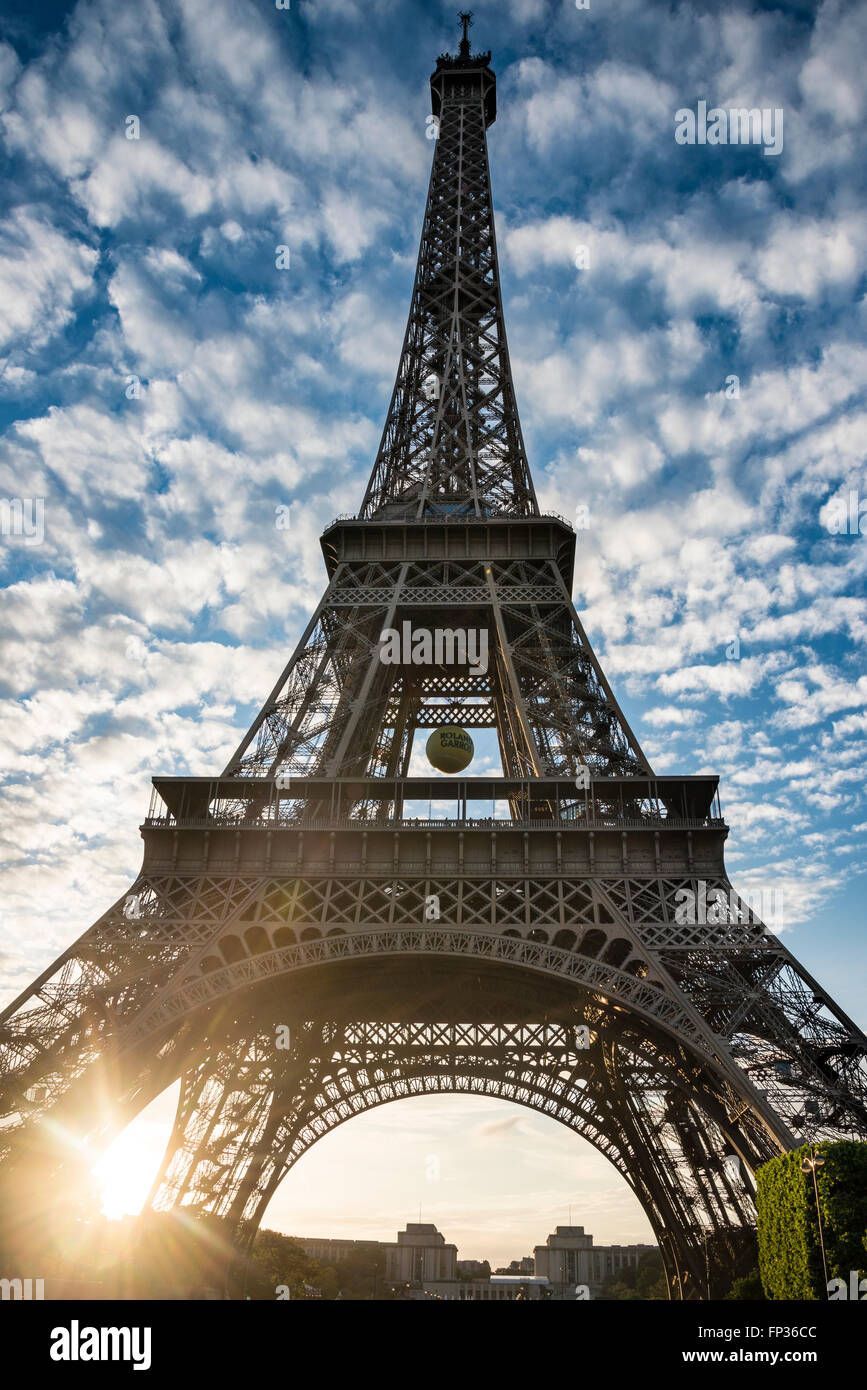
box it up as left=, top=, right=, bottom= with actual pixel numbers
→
left=1, top=17, right=865, bottom=1298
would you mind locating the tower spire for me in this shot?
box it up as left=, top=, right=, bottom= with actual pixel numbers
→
left=360, top=26, right=531, bottom=522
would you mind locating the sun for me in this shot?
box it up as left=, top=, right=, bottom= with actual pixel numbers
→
left=92, top=1123, right=163, bottom=1220
left=90, top=1087, right=180, bottom=1220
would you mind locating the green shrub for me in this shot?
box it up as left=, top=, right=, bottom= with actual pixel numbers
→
left=756, top=1141, right=867, bottom=1299
left=725, top=1267, right=766, bottom=1300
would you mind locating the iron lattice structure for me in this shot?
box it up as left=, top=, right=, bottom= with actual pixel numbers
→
left=1, top=21, right=866, bottom=1299
left=361, top=19, right=534, bottom=522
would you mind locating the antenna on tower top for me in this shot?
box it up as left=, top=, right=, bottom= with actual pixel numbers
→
left=458, top=10, right=473, bottom=58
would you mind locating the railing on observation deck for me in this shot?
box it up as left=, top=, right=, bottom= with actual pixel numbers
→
left=143, top=812, right=725, bottom=836
left=144, top=775, right=723, bottom=834
left=322, top=510, right=575, bottom=532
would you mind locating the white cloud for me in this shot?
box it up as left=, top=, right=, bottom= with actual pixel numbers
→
left=0, top=208, right=97, bottom=350
left=642, top=706, right=702, bottom=728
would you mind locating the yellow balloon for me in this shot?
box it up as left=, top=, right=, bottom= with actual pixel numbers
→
left=425, top=726, right=474, bottom=774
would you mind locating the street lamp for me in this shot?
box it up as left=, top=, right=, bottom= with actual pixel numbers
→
left=800, top=1146, right=829, bottom=1297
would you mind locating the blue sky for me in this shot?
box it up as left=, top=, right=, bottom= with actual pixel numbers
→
left=1, top=0, right=865, bottom=1263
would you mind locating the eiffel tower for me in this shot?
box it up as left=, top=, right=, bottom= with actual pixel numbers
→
left=1, top=14, right=865, bottom=1300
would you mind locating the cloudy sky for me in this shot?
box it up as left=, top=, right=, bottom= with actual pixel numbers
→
left=1, top=0, right=865, bottom=1263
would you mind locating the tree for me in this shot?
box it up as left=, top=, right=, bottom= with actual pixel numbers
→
left=725, top=1268, right=766, bottom=1300
left=635, top=1250, right=668, bottom=1300
left=598, top=1252, right=667, bottom=1300
left=247, top=1229, right=328, bottom=1299
left=332, top=1246, right=388, bottom=1300
left=598, top=1279, right=641, bottom=1301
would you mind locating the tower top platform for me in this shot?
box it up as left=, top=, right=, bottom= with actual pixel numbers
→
left=431, top=12, right=496, bottom=126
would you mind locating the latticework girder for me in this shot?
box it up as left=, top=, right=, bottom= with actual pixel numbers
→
left=360, top=45, right=535, bottom=521
left=141, top=1010, right=764, bottom=1298
left=1, top=26, right=864, bottom=1303
left=224, top=554, right=649, bottom=784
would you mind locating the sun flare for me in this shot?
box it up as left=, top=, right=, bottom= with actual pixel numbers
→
left=92, top=1125, right=162, bottom=1220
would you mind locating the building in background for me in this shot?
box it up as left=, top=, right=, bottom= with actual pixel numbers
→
left=456, top=1258, right=489, bottom=1277
left=300, top=1222, right=456, bottom=1288
left=533, top=1226, right=657, bottom=1296
left=300, top=1237, right=381, bottom=1265
left=494, top=1256, right=534, bottom=1275
left=300, top=1221, right=656, bottom=1299
left=385, top=1223, right=457, bottom=1285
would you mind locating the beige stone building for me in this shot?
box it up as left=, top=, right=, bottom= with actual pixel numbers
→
left=533, top=1225, right=656, bottom=1294
left=301, top=1221, right=655, bottom=1300
left=384, top=1223, right=457, bottom=1284
left=300, top=1222, right=456, bottom=1286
